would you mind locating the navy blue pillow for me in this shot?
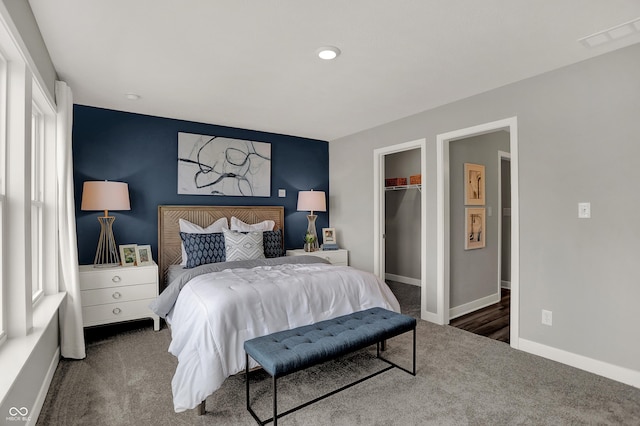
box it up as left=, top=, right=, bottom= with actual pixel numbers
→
left=263, top=229, right=284, bottom=258
left=180, top=232, right=226, bottom=268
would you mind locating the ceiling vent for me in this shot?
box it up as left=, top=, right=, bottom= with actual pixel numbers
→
left=579, top=17, right=640, bottom=48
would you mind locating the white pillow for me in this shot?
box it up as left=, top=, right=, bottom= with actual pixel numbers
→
left=223, top=229, right=265, bottom=261
left=179, top=217, right=228, bottom=265
left=230, top=216, right=275, bottom=232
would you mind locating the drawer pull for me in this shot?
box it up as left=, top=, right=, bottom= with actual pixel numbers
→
left=112, top=308, right=122, bottom=315
left=112, top=275, right=122, bottom=283
left=112, top=292, right=122, bottom=299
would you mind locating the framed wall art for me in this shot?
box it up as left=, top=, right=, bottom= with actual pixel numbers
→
left=465, top=208, right=486, bottom=250
left=464, top=163, right=485, bottom=205
left=177, top=132, right=271, bottom=197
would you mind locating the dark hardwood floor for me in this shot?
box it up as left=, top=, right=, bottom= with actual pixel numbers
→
left=449, top=288, right=510, bottom=344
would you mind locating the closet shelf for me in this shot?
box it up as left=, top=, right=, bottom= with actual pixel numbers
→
left=384, top=184, right=421, bottom=192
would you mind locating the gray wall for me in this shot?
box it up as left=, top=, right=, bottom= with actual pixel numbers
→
left=385, top=149, right=421, bottom=280
left=449, top=132, right=509, bottom=308
left=330, top=42, right=640, bottom=373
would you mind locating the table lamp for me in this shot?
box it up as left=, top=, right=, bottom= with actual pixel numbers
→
left=81, top=180, right=131, bottom=267
left=297, top=190, right=326, bottom=251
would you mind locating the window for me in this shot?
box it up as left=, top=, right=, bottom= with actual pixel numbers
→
left=31, top=102, right=44, bottom=304
left=0, top=8, right=59, bottom=350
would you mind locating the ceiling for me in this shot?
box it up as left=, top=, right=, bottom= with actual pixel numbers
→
left=28, top=1, right=640, bottom=141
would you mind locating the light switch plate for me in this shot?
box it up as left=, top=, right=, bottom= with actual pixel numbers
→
left=278, top=189, right=286, bottom=198
left=578, top=202, right=591, bottom=219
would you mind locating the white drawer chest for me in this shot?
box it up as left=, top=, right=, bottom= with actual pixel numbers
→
left=79, top=263, right=160, bottom=331
left=285, top=249, right=349, bottom=266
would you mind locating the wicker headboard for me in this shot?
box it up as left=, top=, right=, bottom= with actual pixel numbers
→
left=157, top=205, right=284, bottom=289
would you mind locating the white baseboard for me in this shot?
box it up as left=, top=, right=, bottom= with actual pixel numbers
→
left=501, top=280, right=511, bottom=289
left=28, top=347, right=60, bottom=426
left=518, top=338, right=640, bottom=389
left=385, top=273, right=421, bottom=287
left=449, top=292, right=500, bottom=320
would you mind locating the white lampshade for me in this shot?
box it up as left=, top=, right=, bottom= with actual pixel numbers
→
left=81, top=181, right=131, bottom=212
left=297, top=190, right=326, bottom=213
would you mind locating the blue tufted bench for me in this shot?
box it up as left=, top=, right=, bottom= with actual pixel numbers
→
left=244, top=307, right=416, bottom=425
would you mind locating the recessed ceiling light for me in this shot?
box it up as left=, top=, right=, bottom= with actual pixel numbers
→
left=316, top=46, right=341, bottom=60
left=125, top=93, right=140, bottom=100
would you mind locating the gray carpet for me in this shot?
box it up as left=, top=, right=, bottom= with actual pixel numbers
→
left=38, top=285, right=640, bottom=425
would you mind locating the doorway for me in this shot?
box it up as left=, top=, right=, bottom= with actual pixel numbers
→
left=446, top=134, right=511, bottom=342
left=436, top=117, right=520, bottom=349
left=373, top=139, right=427, bottom=320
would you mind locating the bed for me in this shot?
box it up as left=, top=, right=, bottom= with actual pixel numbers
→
left=151, top=205, right=401, bottom=413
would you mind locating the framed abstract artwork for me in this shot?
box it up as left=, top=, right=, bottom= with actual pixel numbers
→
left=464, top=163, right=485, bottom=205
left=177, top=132, right=271, bottom=197
left=465, top=208, right=486, bottom=250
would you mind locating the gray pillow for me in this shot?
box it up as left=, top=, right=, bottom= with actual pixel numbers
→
left=223, top=229, right=265, bottom=261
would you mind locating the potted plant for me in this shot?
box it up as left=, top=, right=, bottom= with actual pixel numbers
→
left=303, top=232, right=316, bottom=252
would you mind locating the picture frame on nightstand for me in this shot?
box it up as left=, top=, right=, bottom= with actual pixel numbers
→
left=322, top=228, right=336, bottom=245
left=136, top=244, right=153, bottom=266
left=119, top=244, right=137, bottom=266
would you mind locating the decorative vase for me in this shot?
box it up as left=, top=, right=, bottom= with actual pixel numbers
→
left=304, top=243, right=313, bottom=252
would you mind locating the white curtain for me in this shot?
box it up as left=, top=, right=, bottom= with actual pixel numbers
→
left=56, top=81, right=86, bottom=359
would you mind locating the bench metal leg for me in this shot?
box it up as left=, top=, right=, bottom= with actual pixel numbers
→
left=376, top=326, right=417, bottom=376
left=273, top=376, right=278, bottom=426
left=247, top=353, right=278, bottom=426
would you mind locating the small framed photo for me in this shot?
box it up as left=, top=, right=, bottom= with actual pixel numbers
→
left=119, top=244, right=137, bottom=267
left=465, top=208, right=486, bottom=250
left=464, top=163, right=485, bottom=205
left=135, top=244, right=153, bottom=266
left=322, top=227, right=336, bottom=245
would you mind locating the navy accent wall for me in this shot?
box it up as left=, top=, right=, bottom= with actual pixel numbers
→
left=73, top=105, right=329, bottom=266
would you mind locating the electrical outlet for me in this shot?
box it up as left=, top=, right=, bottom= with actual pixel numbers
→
left=542, top=310, right=553, bottom=326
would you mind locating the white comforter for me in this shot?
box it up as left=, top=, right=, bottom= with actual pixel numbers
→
left=166, top=262, right=400, bottom=412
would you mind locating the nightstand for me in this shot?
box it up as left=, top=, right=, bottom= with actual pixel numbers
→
left=79, top=262, right=160, bottom=331
left=286, top=249, right=349, bottom=266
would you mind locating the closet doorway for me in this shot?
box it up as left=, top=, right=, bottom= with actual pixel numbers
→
left=373, top=139, right=427, bottom=320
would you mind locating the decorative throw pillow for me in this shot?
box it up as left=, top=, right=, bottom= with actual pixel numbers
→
left=230, top=216, right=275, bottom=232
left=263, top=229, right=284, bottom=258
left=179, top=217, right=228, bottom=265
left=180, top=232, right=226, bottom=268
left=223, top=229, right=265, bottom=261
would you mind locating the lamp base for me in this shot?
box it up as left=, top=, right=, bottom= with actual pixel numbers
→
left=94, top=215, right=121, bottom=267
left=306, top=214, right=319, bottom=251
